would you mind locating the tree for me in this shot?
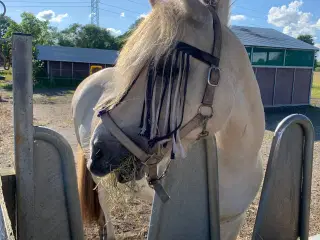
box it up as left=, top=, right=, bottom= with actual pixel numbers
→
left=4, top=12, right=58, bottom=81
left=5, top=12, right=57, bottom=46
left=76, top=24, right=119, bottom=49
left=58, top=23, right=119, bottom=50
left=116, top=17, right=144, bottom=49
left=0, top=16, right=15, bottom=69
left=57, top=23, right=81, bottom=47
left=297, top=34, right=318, bottom=70
left=297, top=34, right=314, bottom=45
left=0, top=16, right=14, bottom=38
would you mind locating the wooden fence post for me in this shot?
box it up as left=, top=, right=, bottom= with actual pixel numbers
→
left=12, top=33, right=34, bottom=240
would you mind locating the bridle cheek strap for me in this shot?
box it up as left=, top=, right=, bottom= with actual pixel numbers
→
left=97, top=7, right=222, bottom=203
left=98, top=111, right=170, bottom=202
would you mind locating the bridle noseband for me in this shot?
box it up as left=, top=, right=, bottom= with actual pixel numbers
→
left=97, top=5, right=222, bottom=203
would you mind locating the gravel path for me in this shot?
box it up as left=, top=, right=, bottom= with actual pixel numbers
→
left=1, top=90, right=320, bottom=239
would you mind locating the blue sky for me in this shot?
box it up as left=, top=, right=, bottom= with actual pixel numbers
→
left=5, top=0, right=320, bottom=58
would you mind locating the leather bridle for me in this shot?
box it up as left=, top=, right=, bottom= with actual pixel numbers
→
left=96, top=5, right=222, bottom=203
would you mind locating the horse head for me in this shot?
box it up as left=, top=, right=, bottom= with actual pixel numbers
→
left=88, top=0, right=236, bottom=187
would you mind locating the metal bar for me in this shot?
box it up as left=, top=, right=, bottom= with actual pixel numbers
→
left=309, top=52, right=316, bottom=103
left=272, top=114, right=314, bottom=240
left=252, top=65, right=313, bottom=69
left=250, top=47, right=253, bottom=63
left=299, top=116, right=314, bottom=240
left=291, top=68, right=296, bottom=104
left=272, top=68, right=277, bottom=106
left=12, top=33, right=34, bottom=240
left=264, top=103, right=310, bottom=108
left=244, top=45, right=317, bottom=51
left=60, top=61, right=62, bottom=77
left=47, top=61, right=50, bottom=79
left=205, top=136, right=220, bottom=240
left=71, top=62, right=74, bottom=79
left=283, top=49, right=287, bottom=66
left=33, top=127, right=84, bottom=240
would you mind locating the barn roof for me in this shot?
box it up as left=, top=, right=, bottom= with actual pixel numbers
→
left=36, top=26, right=318, bottom=64
left=36, top=45, right=119, bottom=64
left=230, top=25, right=319, bottom=51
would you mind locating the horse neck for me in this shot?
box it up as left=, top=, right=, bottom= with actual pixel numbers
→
left=216, top=0, right=231, bottom=26
left=214, top=85, right=265, bottom=162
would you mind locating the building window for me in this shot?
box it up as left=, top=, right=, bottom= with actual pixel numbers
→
left=245, top=47, right=252, bottom=59
left=253, top=51, right=267, bottom=65
left=252, top=47, right=284, bottom=66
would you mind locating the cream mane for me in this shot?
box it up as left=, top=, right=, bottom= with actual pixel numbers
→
left=94, top=0, right=231, bottom=111
left=94, top=0, right=190, bottom=110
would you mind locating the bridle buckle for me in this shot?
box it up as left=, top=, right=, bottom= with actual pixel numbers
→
left=208, top=65, right=220, bottom=87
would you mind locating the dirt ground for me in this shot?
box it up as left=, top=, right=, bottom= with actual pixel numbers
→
left=1, top=88, right=320, bottom=239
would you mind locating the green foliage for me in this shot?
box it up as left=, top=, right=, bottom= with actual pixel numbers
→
left=297, top=34, right=315, bottom=45
left=5, top=12, right=57, bottom=45
left=116, top=18, right=144, bottom=49
left=0, top=12, right=147, bottom=87
left=57, top=23, right=81, bottom=47
left=4, top=12, right=58, bottom=81
left=0, top=16, right=14, bottom=38
left=58, top=23, right=119, bottom=50
left=0, top=82, right=12, bottom=90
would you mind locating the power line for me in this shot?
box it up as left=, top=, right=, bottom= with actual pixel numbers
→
left=121, top=0, right=144, bottom=6
left=100, top=2, right=141, bottom=15
left=99, top=7, right=137, bottom=19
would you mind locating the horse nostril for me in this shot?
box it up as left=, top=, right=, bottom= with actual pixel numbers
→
left=95, top=148, right=104, bottom=160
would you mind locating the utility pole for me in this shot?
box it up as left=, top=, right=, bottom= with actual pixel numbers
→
left=91, top=0, right=100, bottom=26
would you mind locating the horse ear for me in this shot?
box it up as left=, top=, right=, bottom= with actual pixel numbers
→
left=182, top=0, right=211, bottom=22
left=149, top=0, right=156, bottom=7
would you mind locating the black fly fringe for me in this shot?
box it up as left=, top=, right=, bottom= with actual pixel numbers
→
left=140, top=48, right=191, bottom=160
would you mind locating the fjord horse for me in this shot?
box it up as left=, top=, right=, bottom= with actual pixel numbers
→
left=72, top=0, right=265, bottom=239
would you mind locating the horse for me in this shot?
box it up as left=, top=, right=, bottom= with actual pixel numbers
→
left=71, top=0, right=266, bottom=239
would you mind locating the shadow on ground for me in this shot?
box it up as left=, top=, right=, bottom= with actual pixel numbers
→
left=33, top=87, right=75, bottom=96
left=265, top=104, right=320, bottom=141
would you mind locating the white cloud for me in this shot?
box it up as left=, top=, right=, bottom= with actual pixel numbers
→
left=120, top=12, right=125, bottom=17
left=267, top=1, right=320, bottom=38
left=36, top=10, right=68, bottom=23
left=230, top=15, right=247, bottom=21
left=138, top=13, right=148, bottom=19
left=107, top=28, right=122, bottom=36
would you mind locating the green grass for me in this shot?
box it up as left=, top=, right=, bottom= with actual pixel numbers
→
left=312, top=72, right=320, bottom=98
left=0, top=82, right=12, bottom=90
left=0, top=69, right=13, bottom=81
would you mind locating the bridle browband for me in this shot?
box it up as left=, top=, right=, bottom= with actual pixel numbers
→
left=97, top=5, right=222, bottom=203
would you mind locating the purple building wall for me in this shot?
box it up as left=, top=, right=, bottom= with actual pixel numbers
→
left=253, top=67, right=313, bottom=106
